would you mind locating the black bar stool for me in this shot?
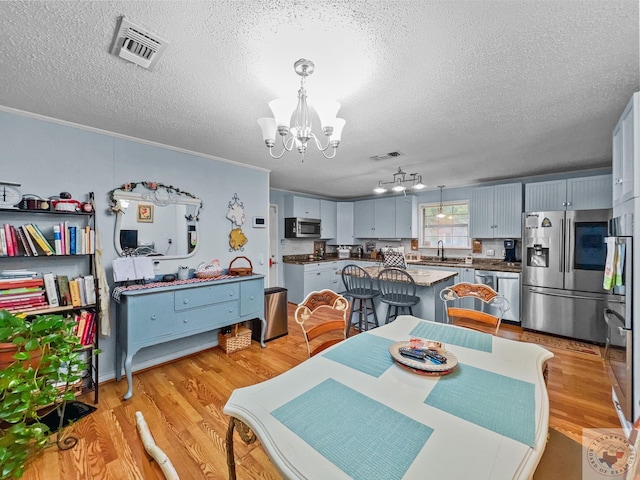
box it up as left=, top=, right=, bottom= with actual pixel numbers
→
left=377, top=268, right=420, bottom=324
left=341, top=264, right=379, bottom=336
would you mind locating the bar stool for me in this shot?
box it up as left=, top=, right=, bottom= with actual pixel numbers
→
left=377, top=268, right=420, bottom=324
left=341, top=264, right=380, bottom=337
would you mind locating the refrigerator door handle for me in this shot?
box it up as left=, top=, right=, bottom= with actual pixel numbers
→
left=560, top=218, right=565, bottom=273
left=526, top=288, right=605, bottom=302
left=565, top=218, right=572, bottom=273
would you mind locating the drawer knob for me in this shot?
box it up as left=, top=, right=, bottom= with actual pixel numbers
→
left=229, top=307, right=234, bottom=313
left=250, top=295, right=254, bottom=300
left=229, top=291, right=235, bottom=296
left=183, top=319, right=188, bottom=323
left=183, top=299, right=189, bottom=304
left=151, top=315, right=156, bottom=320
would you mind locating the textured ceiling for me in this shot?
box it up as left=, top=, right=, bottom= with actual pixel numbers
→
left=0, top=1, right=638, bottom=198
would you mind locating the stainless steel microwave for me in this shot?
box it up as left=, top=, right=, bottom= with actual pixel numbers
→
left=284, top=217, right=321, bottom=238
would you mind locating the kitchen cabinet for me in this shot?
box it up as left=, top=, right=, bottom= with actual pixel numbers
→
left=284, top=262, right=342, bottom=304
left=354, top=199, right=376, bottom=237
left=354, top=196, right=416, bottom=239
left=284, top=195, right=320, bottom=219
left=395, top=195, right=417, bottom=238
left=524, top=175, right=612, bottom=212
left=470, top=183, right=522, bottom=238
left=320, top=199, right=337, bottom=239
left=612, top=92, right=639, bottom=206
left=335, top=202, right=354, bottom=245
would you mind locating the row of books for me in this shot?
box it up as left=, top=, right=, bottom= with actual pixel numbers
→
left=0, top=271, right=96, bottom=312
left=71, top=309, right=97, bottom=346
left=0, top=222, right=95, bottom=257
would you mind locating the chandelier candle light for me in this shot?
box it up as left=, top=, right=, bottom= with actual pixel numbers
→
left=374, top=167, right=427, bottom=194
left=258, top=59, right=346, bottom=161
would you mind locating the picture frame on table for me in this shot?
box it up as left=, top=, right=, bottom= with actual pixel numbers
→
left=137, top=204, right=154, bottom=223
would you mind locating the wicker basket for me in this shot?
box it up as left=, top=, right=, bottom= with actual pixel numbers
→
left=218, top=324, right=251, bottom=353
left=228, top=256, right=253, bottom=276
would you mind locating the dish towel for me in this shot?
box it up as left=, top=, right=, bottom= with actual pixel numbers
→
left=603, top=237, right=617, bottom=290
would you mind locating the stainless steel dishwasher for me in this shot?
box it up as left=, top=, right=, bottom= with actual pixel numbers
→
left=475, top=270, right=520, bottom=323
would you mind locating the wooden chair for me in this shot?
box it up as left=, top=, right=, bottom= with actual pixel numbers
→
left=294, top=289, right=350, bottom=357
left=439, top=282, right=510, bottom=335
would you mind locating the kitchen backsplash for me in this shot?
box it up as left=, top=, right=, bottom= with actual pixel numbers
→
left=283, top=238, right=512, bottom=260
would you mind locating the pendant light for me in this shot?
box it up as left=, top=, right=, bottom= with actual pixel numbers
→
left=436, top=185, right=446, bottom=218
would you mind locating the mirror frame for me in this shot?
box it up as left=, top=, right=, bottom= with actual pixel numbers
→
left=108, top=182, right=203, bottom=261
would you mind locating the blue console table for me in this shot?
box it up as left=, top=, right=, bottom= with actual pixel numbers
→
left=115, top=275, right=265, bottom=399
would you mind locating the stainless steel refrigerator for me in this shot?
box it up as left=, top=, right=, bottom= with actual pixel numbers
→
left=521, top=209, right=612, bottom=343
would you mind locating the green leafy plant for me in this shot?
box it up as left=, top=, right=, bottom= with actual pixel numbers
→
left=0, top=309, right=91, bottom=479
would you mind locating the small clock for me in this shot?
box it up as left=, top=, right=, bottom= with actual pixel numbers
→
left=0, top=182, right=22, bottom=209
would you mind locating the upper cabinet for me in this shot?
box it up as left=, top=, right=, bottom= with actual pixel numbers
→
left=319, top=200, right=337, bottom=239
left=612, top=93, right=639, bottom=206
left=470, top=183, right=522, bottom=238
left=525, top=175, right=612, bottom=212
left=354, top=196, right=417, bottom=239
left=284, top=195, right=320, bottom=219
left=335, top=202, right=354, bottom=245
left=395, top=195, right=417, bottom=238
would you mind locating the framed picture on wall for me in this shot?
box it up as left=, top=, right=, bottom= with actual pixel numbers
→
left=137, top=204, right=154, bottom=223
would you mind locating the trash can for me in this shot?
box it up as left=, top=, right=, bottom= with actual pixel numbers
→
left=253, top=287, right=288, bottom=342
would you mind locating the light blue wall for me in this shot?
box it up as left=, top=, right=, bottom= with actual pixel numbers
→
left=0, top=109, right=269, bottom=383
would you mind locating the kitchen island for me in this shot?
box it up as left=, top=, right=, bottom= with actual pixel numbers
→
left=355, top=266, right=457, bottom=324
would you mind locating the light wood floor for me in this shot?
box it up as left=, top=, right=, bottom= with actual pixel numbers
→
left=21, top=306, right=619, bottom=480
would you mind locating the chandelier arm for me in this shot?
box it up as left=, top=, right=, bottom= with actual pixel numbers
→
left=319, top=146, right=338, bottom=159
left=267, top=136, right=297, bottom=159
left=308, top=132, right=333, bottom=152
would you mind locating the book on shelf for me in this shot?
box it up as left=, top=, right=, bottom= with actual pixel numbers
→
left=83, top=275, right=96, bottom=305
left=76, top=277, right=86, bottom=306
left=1, top=301, right=49, bottom=314
left=0, top=286, right=42, bottom=295
left=43, top=272, right=60, bottom=307
left=53, top=224, right=62, bottom=255
left=55, top=275, right=71, bottom=306
left=0, top=228, right=6, bottom=256
left=0, top=292, right=45, bottom=305
left=20, top=226, right=38, bottom=257
left=74, top=310, right=88, bottom=342
left=0, top=269, right=38, bottom=279
left=64, top=221, right=70, bottom=255
left=3, top=224, right=15, bottom=257
left=69, top=226, right=76, bottom=255
left=83, top=311, right=96, bottom=346
left=69, top=279, right=82, bottom=307
left=15, top=226, right=34, bottom=256
left=0, top=278, right=44, bottom=289
left=24, top=224, right=54, bottom=256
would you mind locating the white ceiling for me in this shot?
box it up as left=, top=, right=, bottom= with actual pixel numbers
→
left=0, top=1, right=638, bottom=199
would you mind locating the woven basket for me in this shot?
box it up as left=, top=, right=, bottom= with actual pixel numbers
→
left=218, top=324, right=251, bottom=353
left=228, top=256, right=253, bottom=276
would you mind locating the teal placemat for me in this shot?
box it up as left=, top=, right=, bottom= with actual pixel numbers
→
left=410, top=321, right=493, bottom=352
left=425, top=363, right=536, bottom=447
left=272, top=378, right=433, bottom=479
left=322, top=332, right=395, bottom=377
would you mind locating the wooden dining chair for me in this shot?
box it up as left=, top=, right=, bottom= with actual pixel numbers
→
left=439, top=282, right=510, bottom=335
left=294, top=289, right=350, bottom=357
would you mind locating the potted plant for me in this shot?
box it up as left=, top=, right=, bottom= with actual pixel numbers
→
left=0, top=309, right=90, bottom=479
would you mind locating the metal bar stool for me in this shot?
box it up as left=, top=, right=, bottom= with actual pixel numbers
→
left=341, top=264, right=380, bottom=336
left=377, top=268, right=420, bottom=324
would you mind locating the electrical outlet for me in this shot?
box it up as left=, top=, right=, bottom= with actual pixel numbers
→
left=486, top=249, right=495, bottom=256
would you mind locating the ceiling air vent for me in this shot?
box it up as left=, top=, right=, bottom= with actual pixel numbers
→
left=370, top=151, right=404, bottom=162
left=110, top=17, right=169, bottom=70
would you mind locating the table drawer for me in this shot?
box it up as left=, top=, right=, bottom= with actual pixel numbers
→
left=176, top=300, right=240, bottom=333
left=174, top=283, right=239, bottom=311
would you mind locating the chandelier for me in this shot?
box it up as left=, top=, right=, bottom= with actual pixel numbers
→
left=257, top=59, right=346, bottom=161
left=373, top=167, right=426, bottom=194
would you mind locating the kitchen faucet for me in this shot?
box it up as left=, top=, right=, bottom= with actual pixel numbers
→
left=437, top=240, right=445, bottom=261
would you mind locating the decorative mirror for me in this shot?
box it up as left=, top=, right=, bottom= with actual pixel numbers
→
left=108, top=181, right=202, bottom=260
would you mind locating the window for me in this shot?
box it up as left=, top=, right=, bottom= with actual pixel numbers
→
left=419, top=201, right=470, bottom=249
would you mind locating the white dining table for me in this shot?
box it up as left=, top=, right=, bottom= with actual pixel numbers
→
left=224, top=315, right=553, bottom=480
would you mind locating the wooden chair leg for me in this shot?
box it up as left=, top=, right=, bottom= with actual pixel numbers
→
left=346, top=300, right=356, bottom=338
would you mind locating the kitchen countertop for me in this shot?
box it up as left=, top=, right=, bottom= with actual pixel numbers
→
left=282, top=254, right=521, bottom=273
left=359, top=266, right=457, bottom=287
